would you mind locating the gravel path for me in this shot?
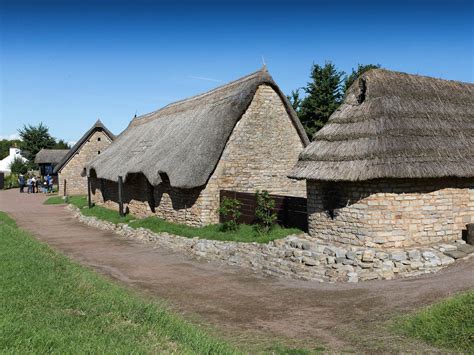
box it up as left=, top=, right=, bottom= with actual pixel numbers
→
left=1, top=189, right=473, bottom=352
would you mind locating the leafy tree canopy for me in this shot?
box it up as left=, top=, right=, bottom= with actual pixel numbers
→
left=0, top=139, right=22, bottom=160
left=290, top=61, right=381, bottom=139
left=298, top=62, right=345, bottom=138
left=17, top=123, right=56, bottom=164
left=54, top=139, right=71, bottom=150
left=9, top=156, right=28, bottom=175
left=344, top=63, right=381, bottom=93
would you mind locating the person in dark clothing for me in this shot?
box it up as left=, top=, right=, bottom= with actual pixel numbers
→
left=18, top=174, right=25, bottom=193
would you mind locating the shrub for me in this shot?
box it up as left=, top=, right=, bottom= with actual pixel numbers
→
left=218, top=197, right=241, bottom=231
left=255, top=190, right=277, bottom=234
left=9, top=156, right=28, bottom=175
left=3, top=173, right=19, bottom=189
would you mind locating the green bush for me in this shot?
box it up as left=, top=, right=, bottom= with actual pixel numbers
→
left=9, top=156, right=28, bottom=175
left=218, top=197, right=241, bottom=231
left=3, top=173, right=19, bottom=189
left=255, top=190, right=278, bottom=234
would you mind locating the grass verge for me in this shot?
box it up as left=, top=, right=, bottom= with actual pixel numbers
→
left=0, top=211, right=236, bottom=353
left=45, top=195, right=302, bottom=243
left=393, top=290, right=474, bottom=352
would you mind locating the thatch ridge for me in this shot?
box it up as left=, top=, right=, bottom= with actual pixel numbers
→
left=34, top=149, right=70, bottom=164
left=54, top=120, right=115, bottom=174
left=290, top=69, right=474, bottom=181
left=86, top=68, right=309, bottom=188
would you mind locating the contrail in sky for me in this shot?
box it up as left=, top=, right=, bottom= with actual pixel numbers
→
left=188, top=75, right=223, bottom=83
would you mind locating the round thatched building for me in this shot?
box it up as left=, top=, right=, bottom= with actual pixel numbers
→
left=291, top=69, right=474, bottom=248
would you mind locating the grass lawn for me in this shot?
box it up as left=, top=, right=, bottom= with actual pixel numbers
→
left=0, top=211, right=235, bottom=353
left=393, top=290, right=474, bottom=352
left=45, top=195, right=302, bottom=243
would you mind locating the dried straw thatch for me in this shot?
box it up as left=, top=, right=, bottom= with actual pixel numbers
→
left=54, top=119, right=115, bottom=174
left=34, top=149, right=70, bottom=165
left=86, top=67, right=309, bottom=188
left=290, top=69, right=474, bottom=181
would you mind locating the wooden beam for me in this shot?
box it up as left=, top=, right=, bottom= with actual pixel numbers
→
left=118, top=176, right=124, bottom=217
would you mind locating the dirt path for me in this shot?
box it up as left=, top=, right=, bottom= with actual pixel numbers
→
left=1, top=189, right=473, bottom=352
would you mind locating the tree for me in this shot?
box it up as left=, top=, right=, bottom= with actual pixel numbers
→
left=344, top=64, right=381, bottom=93
left=54, top=139, right=71, bottom=150
left=299, top=62, right=345, bottom=138
left=0, top=139, right=22, bottom=160
left=287, top=89, right=303, bottom=113
left=17, top=123, right=56, bottom=165
left=9, top=156, right=28, bottom=175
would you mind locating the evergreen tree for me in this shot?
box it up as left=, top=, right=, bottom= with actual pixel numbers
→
left=344, top=64, right=381, bottom=93
left=54, top=139, right=71, bottom=149
left=17, top=123, right=56, bottom=165
left=299, top=62, right=345, bottom=138
left=287, top=89, right=303, bottom=113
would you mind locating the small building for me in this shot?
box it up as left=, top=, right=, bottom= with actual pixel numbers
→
left=54, top=120, right=115, bottom=196
left=0, top=147, right=27, bottom=174
left=35, top=149, right=70, bottom=183
left=291, top=69, right=474, bottom=248
left=86, top=68, right=309, bottom=226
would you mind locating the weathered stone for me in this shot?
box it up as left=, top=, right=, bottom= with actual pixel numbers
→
left=390, top=251, right=407, bottom=262
left=346, top=251, right=356, bottom=260
left=408, top=250, right=421, bottom=260
left=362, top=250, right=375, bottom=262
left=302, top=257, right=318, bottom=266
left=323, top=247, right=336, bottom=256
left=422, top=251, right=437, bottom=260
left=375, top=251, right=389, bottom=260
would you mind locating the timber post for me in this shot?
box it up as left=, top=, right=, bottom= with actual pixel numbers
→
left=118, top=175, right=124, bottom=217
left=87, top=177, right=92, bottom=208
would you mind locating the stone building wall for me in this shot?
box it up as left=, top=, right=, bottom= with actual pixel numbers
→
left=307, top=178, right=474, bottom=248
left=59, top=130, right=113, bottom=196
left=90, top=84, right=307, bottom=226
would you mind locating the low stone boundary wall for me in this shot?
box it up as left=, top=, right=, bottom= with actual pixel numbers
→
left=68, top=205, right=472, bottom=283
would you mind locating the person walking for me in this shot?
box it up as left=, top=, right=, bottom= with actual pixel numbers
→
left=18, top=174, right=25, bottom=193
left=26, top=176, right=32, bottom=194
left=31, top=176, right=36, bottom=193
left=46, top=174, right=53, bottom=193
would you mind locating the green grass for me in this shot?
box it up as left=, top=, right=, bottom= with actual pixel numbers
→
left=43, top=195, right=65, bottom=204
left=0, top=211, right=236, bottom=353
left=393, top=290, right=474, bottom=352
left=44, top=195, right=302, bottom=243
left=130, top=217, right=301, bottom=243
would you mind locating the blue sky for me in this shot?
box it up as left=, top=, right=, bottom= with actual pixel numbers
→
left=1, top=0, right=473, bottom=143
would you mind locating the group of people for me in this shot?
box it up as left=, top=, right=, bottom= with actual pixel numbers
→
left=18, top=174, right=54, bottom=194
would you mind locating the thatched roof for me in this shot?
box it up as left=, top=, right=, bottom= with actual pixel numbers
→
left=54, top=120, right=115, bottom=174
left=86, top=67, right=309, bottom=188
left=34, top=149, right=70, bottom=164
left=291, top=69, right=474, bottom=181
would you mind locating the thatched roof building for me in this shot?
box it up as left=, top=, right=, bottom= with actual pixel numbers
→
left=291, top=69, right=474, bottom=249
left=35, top=149, right=70, bottom=165
left=87, top=68, right=309, bottom=188
left=54, top=119, right=115, bottom=174
left=291, top=69, right=474, bottom=181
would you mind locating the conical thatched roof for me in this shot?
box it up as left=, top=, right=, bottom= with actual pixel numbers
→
left=291, top=69, right=474, bottom=181
left=54, top=119, right=115, bottom=174
left=34, top=149, right=70, bottom=164
left=86, top=68, right=309, bottom=188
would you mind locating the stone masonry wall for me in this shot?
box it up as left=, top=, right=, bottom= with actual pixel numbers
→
left=307, top=178, right=474, bottom=248
left=59, top=130, right=113, bottom=196
left=90, top=84, right=306, bottom=226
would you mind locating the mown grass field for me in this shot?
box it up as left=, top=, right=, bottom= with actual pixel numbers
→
left=0, top=211, right=236, bottom=353
left=45, top=195, right=302, bottom=243
left=393, top=290, right=474, bottom=352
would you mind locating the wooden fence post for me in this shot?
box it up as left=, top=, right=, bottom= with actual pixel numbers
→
left=87, top=177, right=92, bottom=208
left=118, top=176, right=124, bottom=217
left=64, top=179, right=67, bottom=198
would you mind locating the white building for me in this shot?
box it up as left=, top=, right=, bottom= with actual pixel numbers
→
left=0, top=147, right=28, bottom=174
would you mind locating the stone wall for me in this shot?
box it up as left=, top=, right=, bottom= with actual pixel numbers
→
left=59, top=130, right=113, bottom=196
left=307, top=178, right=474, bottom=248
left=91, top=84, right=306, bottom=226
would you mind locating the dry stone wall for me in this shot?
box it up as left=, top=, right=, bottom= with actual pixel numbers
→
left=307, top=178, right=474, bottom=248
left=59, top=130, right=113, bottom=196
left=68, top=204, right=473, bottom=283
left=91, top=84, right=306, bottom=226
